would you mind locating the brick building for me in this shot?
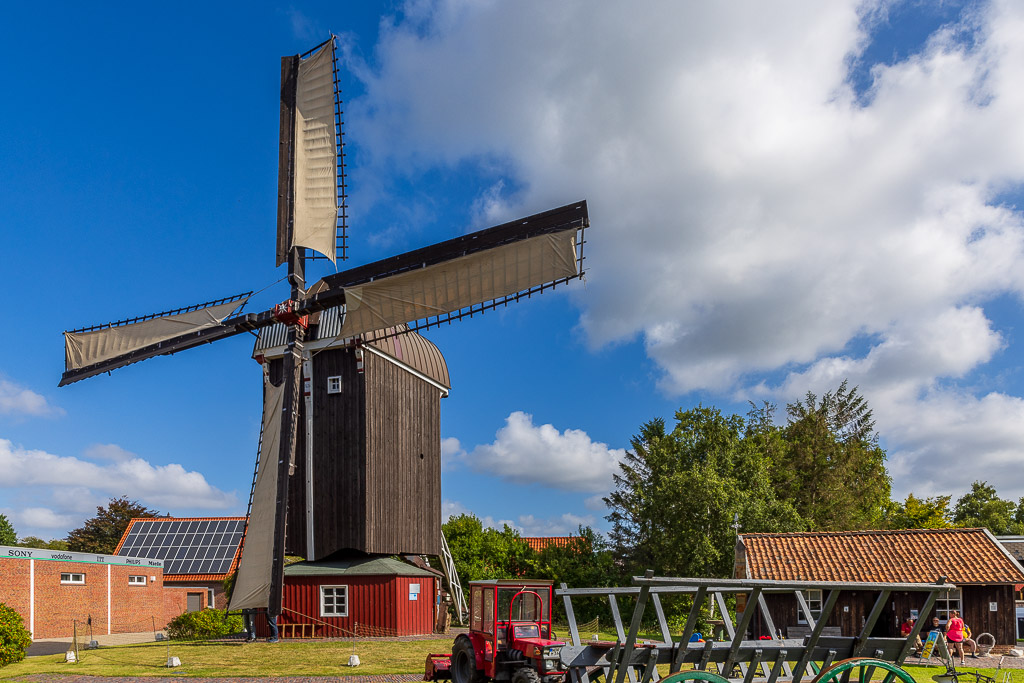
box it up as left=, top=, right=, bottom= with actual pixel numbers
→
left=114, top=516, right=245, bottom=612
left=0, top=545, right=171, bottom=639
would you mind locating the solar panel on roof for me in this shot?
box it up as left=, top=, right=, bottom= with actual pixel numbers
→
left=117, top=518, right=244, bottom=576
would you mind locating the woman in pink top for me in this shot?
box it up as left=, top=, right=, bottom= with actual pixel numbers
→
left=945, top=610, right=966, bottom=664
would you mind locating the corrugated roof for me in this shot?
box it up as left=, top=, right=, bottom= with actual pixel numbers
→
left=742, top=528, right=1024, bottom=585
left=364, top=327, right=450, bottom=389
left=284, top=555, right=436, bottom=577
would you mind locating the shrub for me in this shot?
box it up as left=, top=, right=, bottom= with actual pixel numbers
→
left=0, top=603, right=31, bottom=667
left=166, top=608, right=244, bottom=640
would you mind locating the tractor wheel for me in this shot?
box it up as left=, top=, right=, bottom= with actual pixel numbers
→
left=453, top=636, right=485, bottom=683
left=512, top=667, right=542, bottom=683
left=810, top=657, right=916, bottom=683
left=660, top=672, right=731, bottom=683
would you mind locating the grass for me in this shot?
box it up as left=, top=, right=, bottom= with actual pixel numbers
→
left=1, top=636, right=1020, bottom=682
left=0, top=638, right=454, bottom=679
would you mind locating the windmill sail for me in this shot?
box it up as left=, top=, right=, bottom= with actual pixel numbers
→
left=339, top=230, right=578, bottom=338
left=278, top=40, right=339, bottom=265
left=63, top=296, right=250, bottom=374
left=228, top=374, right=284, bottom=611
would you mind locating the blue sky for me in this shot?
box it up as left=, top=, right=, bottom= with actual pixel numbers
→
left=3, top=0, right=1024, bottom=541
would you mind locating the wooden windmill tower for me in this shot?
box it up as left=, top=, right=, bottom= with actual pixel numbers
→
left=59, top=38, right=589, bottom=617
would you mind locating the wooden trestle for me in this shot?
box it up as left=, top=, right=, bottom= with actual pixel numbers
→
left=557, top=573, right=951, bottom=683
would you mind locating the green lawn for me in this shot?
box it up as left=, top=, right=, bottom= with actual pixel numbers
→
left=0, top=637, right=1018, bottom=682
left=0, top=638, right=454, bottom=679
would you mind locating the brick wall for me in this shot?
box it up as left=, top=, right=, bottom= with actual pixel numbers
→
left=0, top=557, right=168, bottom=639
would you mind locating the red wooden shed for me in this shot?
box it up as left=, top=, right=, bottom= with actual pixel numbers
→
left=257, top=554, right=440, bottom=638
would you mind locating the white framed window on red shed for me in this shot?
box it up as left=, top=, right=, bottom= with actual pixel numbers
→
left=60, top=572, right=85, bottom=585
left=320, top=585, right=348, bottom=617
left=128, top=575, right=146, bottom=586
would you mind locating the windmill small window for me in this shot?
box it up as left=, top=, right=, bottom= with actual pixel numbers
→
left=327, top=376, right=342, bottom=394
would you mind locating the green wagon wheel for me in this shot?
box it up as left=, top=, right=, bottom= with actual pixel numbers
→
left=811, top=657, right=916, bottom=683
left=661, top=671, right=732, bottom=683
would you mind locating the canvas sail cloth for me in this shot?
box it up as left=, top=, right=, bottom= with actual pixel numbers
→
left=290, top=41, right=338, bottom=262
left=339, top=230, right=578, bottom=338
left=228, top=376, right=284, bottom=611
left=64, top=299, right=247, bottom=371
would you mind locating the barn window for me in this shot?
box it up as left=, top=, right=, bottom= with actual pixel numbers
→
left=797, top=589, right=822, bottom=624
left=128, top=575, right=146, bottom=585
left=321, top=585, right=348, bottom=617
left=935, top=588, right=962, bottom=623
left=327, top=376, right=342, bottom=394
left=61, top=573, right=85, bottom=585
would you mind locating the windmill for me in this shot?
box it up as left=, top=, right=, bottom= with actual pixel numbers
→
left=59, top=38, right=589, bottom=619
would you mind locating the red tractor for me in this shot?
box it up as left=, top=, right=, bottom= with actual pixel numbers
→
left=426, top=579, right=566, bottom=683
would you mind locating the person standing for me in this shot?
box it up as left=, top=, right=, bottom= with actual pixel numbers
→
left=946, top=610, right=966, bottom=664
left=243, top=608, right=257, bottom=642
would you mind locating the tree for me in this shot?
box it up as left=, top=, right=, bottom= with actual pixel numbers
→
left=775, top=382, right=891, bottom=530
left=605, top=406, right=803, bottom=581
left=65, top=497, right=162, bottom=554
left=0, top=603, right=32, bottom=667
left=951, top=482, right=1023, bottom=535
left=0, top=516, right=15, bottom=546
left=533, top=527, right=618, bottom=623
left=15, top=537, right=68, bottom=550
left=442, top=514, right=537, bottom=592
left=882, top=493, right=952, bottom=529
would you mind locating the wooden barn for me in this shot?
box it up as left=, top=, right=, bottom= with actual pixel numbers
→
left=254, top=309, right=450, bottom=561
left=251, top=554, right=440, bottom=638
left=735, top=528, right=1024, bottom=646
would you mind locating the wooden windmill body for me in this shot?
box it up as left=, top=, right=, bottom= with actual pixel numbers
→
left=258, top=319, right=449, bottom=560
left=59, top=38, right=589, bottom=617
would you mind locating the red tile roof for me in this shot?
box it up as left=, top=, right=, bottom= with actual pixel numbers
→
left=521, top=536, right=576, bottom=552
left=741, top=528, right=1024, bottom=585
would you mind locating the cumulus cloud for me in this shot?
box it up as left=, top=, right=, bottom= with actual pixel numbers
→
left=349, top=1, right=1024, bottom=499
left=517, top=513, right=596, bottom=537
left=443, top=500, right=596, bottom=536
left=84, top=443, right=138, bottom=463
left=16, top=507, right=79, bottom=532
left=457, top=411, right=625, bottom=492
left=0, top=379, right=63, bottom=417
left=441, top=436, right=465, bottom=470
left=442, top=500, right=515, bottom=530
left=0, top=439, right=236, bottom=514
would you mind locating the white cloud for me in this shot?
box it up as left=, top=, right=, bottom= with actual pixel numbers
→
left=350, top=1, right=1024, bottom=499
left=517, top=513, right=596, bottom=537
left=460, top=411, right=625, bottom=492
left=442, top=500, right=596, bottom=536
left=584, top=494, right=608, bottom=512
left=0, top=438, right=236, bottom=513
left=442, top=500, right=515, bottom=530
left=0, top=379, right=63, bottom=417
left=16, top=507, right=79, bottom=532
left=441, top=436, right=465, bottom=470
left=84, top=443, right=137, bottom=463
